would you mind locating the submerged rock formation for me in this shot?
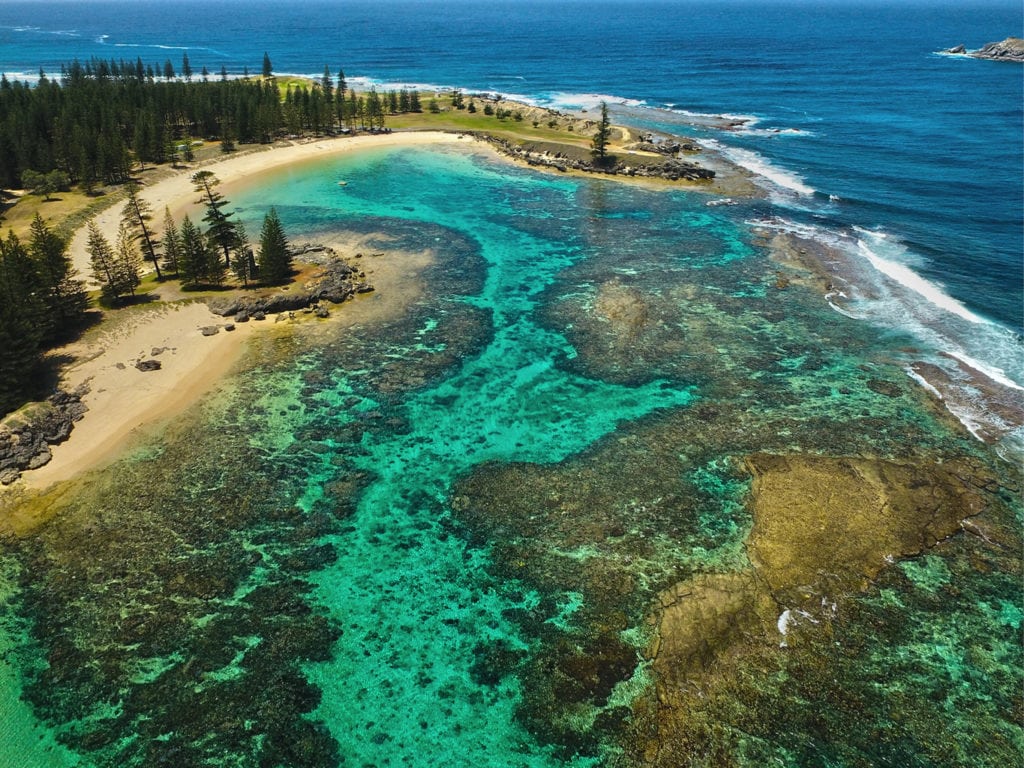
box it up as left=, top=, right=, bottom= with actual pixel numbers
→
left=641, top=453, right=1015, bottom=767
left=207, top=247, right=372, bottom=320
left=0, top=386, right=89, bottom=485
left=945, top=37, right=1024, bottom=62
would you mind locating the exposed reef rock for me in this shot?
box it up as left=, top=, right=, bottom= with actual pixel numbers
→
left=626, top=139, right=701, bottom=155
left=0, top=386, right=89, bottom=485
left=593, top=279, right=651, bottom=343
left=763, top=229, right=1024, bottom=444
left=480, top=135, right=715, bottom=181
left=207, top=246, right=372, bottom=319
left=454, top=432, right=1014, bottom=765
left=647, top=571, right=777, bottom=681
left=650, top=453, right=996, bottom=675
left=745, top=453, right=987, bottom=597
left=945, top=37, right=1024, bottom=61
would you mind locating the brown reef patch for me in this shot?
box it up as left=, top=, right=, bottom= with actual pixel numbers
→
left=640, top=452, right=1006, bottom=766
left=744, top=453, right=988, bottom=597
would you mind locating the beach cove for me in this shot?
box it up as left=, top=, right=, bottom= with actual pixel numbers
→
left=2, top=133, right=485, bottom=498
left=7, top=124, right=742, bottom=498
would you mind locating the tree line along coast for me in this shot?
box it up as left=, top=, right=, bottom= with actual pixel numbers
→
left=1, top=51, right=704, bottom=197
left=0, top=52, right=435, bottom=424
left=0, top=53, right=407, bottom=191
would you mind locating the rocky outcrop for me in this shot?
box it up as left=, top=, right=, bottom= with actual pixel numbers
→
left=0, top=386, right=89, bottom=485
left=742, top=453, right=987, bottom=598
left=647, top=453, right=997, bottom=676
left=946, top=37, right=1024, bottom=61
left=481, top=135, right=715, bottom=181
left=626, top=139, right=701, bottom=155
left=207, top=247, right=372, bottom=319
left=593, top=279, right=650, bottom=342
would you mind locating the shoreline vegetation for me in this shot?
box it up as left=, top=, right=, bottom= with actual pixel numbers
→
left=0, top=78, right=748, bottom=498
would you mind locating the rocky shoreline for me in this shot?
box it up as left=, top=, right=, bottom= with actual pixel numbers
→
left=0, top=245, right=370, bottom=487
left=944, top=37, right=1024, bottom=62
left=479, top=134, right=716, bottom=182
left=0, top=386, right=89, bottom=485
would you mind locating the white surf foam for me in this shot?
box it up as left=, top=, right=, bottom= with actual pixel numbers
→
left=734, top=126, right=812, bottom=138
left=945, top=351, right=1024, bottom=392
left=0, top=71, right=41, bottom=84
left=701, top=138, right=814, bottom=196
left=662, top=106, right=759, bottom=126
left=904, top=366, right=944, bottom=400
left=754, top=217, right=1024, bottom=447
left=343, top=75, right=470, bottom=96
left=544, top=92, right=648, bottom=111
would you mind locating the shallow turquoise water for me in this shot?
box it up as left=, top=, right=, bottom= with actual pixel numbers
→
left=0, top=145, right=1019, bottom=768
left=232, top=146, right=702, bottom=765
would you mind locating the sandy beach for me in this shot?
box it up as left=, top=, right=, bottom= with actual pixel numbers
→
left=16, top=126, right=741, bottom=493
left=16, top=131, right=469, bottom=492
left=67, top=131, right=475, bottom=284
left=19, top=302, right=259, bottom=490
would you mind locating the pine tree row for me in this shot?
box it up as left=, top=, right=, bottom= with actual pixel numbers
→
left=0, top=56, right=411, bottom=192
left=86, top=171, right=293, bottom=301
left=0, top=169, right=294, bottom=415
left=0, top=215, right=88, bottom=413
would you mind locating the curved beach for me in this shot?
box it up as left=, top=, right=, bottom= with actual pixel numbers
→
left=23, top=132, right=476, bottom=492
left=1, top=97, right=1019, bottom=768
left=67, top=131, right=476, bottom=284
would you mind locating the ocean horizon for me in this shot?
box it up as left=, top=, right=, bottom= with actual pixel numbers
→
left=0, top=1, right=1021, bottom=766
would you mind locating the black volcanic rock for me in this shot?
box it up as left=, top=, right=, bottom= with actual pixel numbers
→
left=0, top=386, right=89, bottom=484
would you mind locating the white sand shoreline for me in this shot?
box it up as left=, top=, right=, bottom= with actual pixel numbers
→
left=68, top=131, right=477, bottom=284
left=18, top=302, right=259, bottom=491
left=17, top=131, right=471, bottom=493
left=13, top=125, right=736, bottom=494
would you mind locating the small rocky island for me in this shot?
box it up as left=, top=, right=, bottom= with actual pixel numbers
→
left=945, top=37, right=1024, bottom=62
left=206, top=244, right=373, bottom=321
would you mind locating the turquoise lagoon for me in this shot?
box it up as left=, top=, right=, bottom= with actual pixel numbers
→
left=0, top=144, right=1020, bottom=767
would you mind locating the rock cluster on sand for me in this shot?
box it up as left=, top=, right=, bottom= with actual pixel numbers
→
left=206, top=246, right=373, bottom=321
left=0, top=386, right=89, bottom=485
left=945, top=37, right=1024, bottom=62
